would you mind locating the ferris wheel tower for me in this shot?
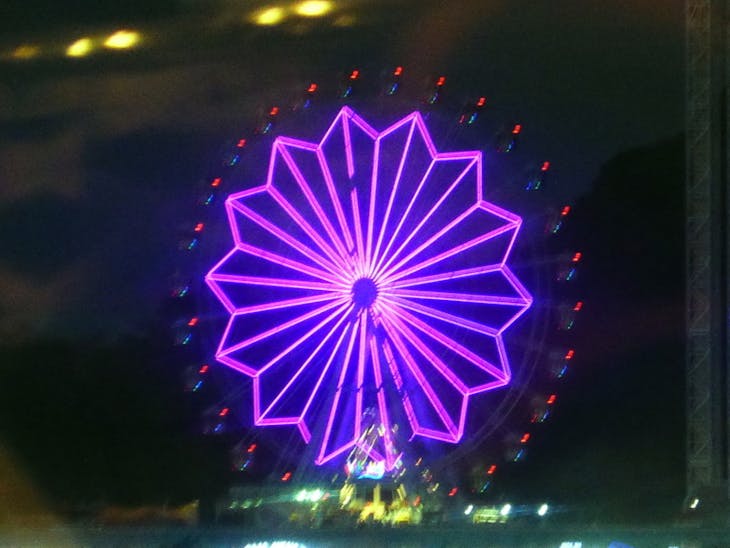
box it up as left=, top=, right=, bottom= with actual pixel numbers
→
left=686, top=0, right=730, bottom=509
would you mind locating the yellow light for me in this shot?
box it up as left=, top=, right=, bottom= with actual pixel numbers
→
left=253, top=6, right=286, bottom=25
left=294, top=0, right=332, bottom=17
left=103, top=29, right=141, bottom=49
left=11, top=44, right=40, bottom=60
left=66, top=38, right=93, bottom=58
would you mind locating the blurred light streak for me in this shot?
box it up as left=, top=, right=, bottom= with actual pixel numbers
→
left=253, top=6, right=286, bottom=26
left=66, top=37, right=93, bottom=58
left=295, top=0, right=333, bottom=17
left=104, top=30, right=141, bottom=49
left=11, top=44, right=40, bottom=60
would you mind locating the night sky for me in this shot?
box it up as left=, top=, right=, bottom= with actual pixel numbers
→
left=0, top=0, right=685, bottom=523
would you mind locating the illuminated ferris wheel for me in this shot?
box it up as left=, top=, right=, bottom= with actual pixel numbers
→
left=174, top=68, right=582, bottom=489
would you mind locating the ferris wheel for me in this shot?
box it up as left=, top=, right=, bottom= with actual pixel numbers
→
left=172, top=67, right=582, bottom=493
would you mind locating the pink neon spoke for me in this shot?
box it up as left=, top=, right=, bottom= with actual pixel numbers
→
left=268, top=186, right=350, bottom=272
left=413, top=114, right=438, bottom=157
left=277, top=144, right=352, bottom=264
left=256, top=301, right=352, bottom=376
left=386, top=303, right=509, bottom=382
left=365, top=143, right=380, bottom=267
left=501, top=265, right=534, bottom=303
left=382, top=339, right=419, bottom=435
left=381, top=221, right=518, bottom=285
left=317, top=149, right=356, bottom=252
left=385, top=312, right=468, bottom=394
left=380, top=294, right=498, bottom=337
left=380, top=315, right=459, bottom=438
left=207, top=272, right=338, bottom=291
left=275, top=136, right=318, bottom=151
left=317, top=317, right=361, bottom=464
left=388, top=288, right=527, bottom=306
left=218, top=298, right=347, bottom=358
left=369, top=161, right=435, bottom=276
left=344, top=107, right=379, bottom=139
left=378, top=204, right=480, bottom=281
left=232, top=292, right=343, bottom=316
left=342, top=111, right=355, bottom=179
left=372, top=157, right=479, bottom=279
left=231, top=197, right=341, bottom=276
left=234, top=242, right=348, bottom=288
left=298, top=316, right=355, bottom=427
left=385, top=264, right=503, bottom=289
left=354, top=313, right=368, bottom=440
left=350, top=189, right=366, bottom=277
left=371, top=118, right=417, bottom=270
left=369, top=337, right=397, bottom=469
left=258, top=304, right=354, bottom=420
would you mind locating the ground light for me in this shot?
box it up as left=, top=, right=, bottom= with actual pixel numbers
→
left=537, top=503, right=549, bottom=516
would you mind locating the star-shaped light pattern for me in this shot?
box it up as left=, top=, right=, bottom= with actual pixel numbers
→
left=206, top=107, right=532, bottom=471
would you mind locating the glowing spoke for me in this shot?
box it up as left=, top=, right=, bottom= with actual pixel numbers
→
left=256, top=301, right=352, bottom=377
left=380, top=294, right=499, bottom=336
left=277, top=143, right=352, bottom=264
left=387, top=303, right=509, bottom=382
left=369, top=337, right=398, bottom=469
left=231, top=199, right=342, bottom=276
left=370, top=161, right=435, bottom=275
left=380, top=315, right=459, bottom=438
left=371, top=118, right=417, bottom=270
left=218, top=298, right=348, bottom=358
left=269, top=186, right=350, bottom=272
left=381, top=221, right=518, bottom=284
left=386, top=264, right=502, bottom=289
left=257, top=304, right=353, bottom=421
left=207, top=272, right=338, bottom=291
left=232, top=292, right=344, bottom=315
left=387, top=288, right=527, bottom=306
left=235, top=242, right=349, bottom=288
left=317, top=317, right=361, bottom=464
left=372, top=157, right=478, bottom=279
left=350, top=189, right=366, bottom=277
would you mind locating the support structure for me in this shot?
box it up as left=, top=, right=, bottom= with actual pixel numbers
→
left=686, top=0, right=730, bottom=506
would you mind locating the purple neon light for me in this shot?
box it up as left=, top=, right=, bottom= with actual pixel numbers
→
left=206, top=107, right=532, bottom=469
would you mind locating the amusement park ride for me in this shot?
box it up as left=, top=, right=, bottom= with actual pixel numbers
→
left=170, top=67, right=583, bottom=523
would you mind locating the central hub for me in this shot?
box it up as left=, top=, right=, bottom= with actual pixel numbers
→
left=351, top=277, right=378, bottom=309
